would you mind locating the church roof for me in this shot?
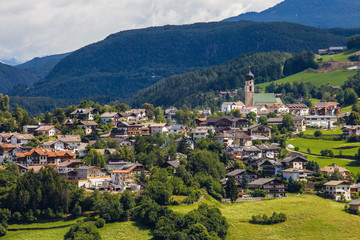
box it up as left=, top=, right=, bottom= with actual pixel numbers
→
left=254, top=93, right=276, bottom=104
left=245, top=69, right=254, bottom=80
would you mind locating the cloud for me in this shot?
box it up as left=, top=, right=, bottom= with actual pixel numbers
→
left=0, top=0, right=283, bottom=63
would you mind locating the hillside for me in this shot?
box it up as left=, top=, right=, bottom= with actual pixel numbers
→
left=19, top=21, right=357, bottom=101
left=0, top=62, right=35, bottom=94
left=130, top=51, right=290, bottom=108
left=16, top=53, right=70, bottom=82
left=224, top=0, right=360, bottom=29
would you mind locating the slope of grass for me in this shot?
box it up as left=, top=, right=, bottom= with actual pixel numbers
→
left=287, top=138, right=360, bottom=157
left=306, top=155, right=360, bottom=174
left=301, top=128, right=343, bottom=136
left=4, top=221, right=152, bottom=240
left=257, top=70, right=356, bottom=90
left=320, top=49, right=360, bottom=62
left=170, top=195, right=360, bottom=239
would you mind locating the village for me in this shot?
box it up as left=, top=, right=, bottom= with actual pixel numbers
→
left=0, top=69, right=359, bottom=211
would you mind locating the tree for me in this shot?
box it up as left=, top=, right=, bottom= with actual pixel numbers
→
left=83, top=149, right=106, bottom=168
left=64, top=222, right=101, bottom=240
left=142, top=103, right=155, bottom=119
left=347, top=111, right=360, bottom=125
left=314, top=130, right=322, bottom=138
left=282, top=114, right=294, bottom=130
left=344, top=88, right=358, bottom=106
left=258, top=116, right=268, bottom=125
left=246, top=112, right=256, bottom=122
left=242, top=172, right=250, bottom=189
left=225, top=176, right=238, bottom=203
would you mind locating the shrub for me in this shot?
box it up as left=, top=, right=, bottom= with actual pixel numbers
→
left=10, top=212, right=22, bottom=223
left=251, top=189, right=267, bottom=197
left=250, top=212, right=286, bottom=225
left=314, top=130, right=322, bottom=137
left=64, top=221, right=101, bottom=240
left=0, top=224, right=6, bottom=237
left=95, top=218, right=105, bottom=228
left=294, top=147, right=299, bottom=151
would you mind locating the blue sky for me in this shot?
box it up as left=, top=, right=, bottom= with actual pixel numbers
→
left=0, top=0, right=283, bottom=63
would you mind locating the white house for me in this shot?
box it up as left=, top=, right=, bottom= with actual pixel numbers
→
left=149, top=123, right=169, bottom=135
left=100, top=112, right=121, bottom=124
left=280, top=168, right=314, bottom=181
left=306, top=115, right=338, bottom=129
left=221, top=102, right=245, bottom=113
left=10, top=133, right=34, bottom=145
left=324, top=180, right=352, bottom=201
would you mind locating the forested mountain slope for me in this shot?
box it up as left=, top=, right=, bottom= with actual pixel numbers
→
left=0, top=63, right=35, bottom=94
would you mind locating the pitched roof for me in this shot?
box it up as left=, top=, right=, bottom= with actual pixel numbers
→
left=100, top=112, right=119, bottom=118
left=256, top=144, right=280, bottom=150
left=249, top=178, right=275, bottom=186
left=167, top=160, right=180, bottom=169
left=254, top=93, right=276, bottom=104
left=286, top=104, right=308, bottom=109
left=80, top=121, right=98, bottom=126
left=16, top=148, right=75, bottom=158
left=35, top=125, right=60, bottom=132
left=281, top=153, right=307, bottom=163
left=71, top=108, right=96, bottom=115
left=320, top=164, right=349, bottom=173
left=280, top=168, right=314, bottom=173
left=323, top=181, right=351, bottom=186
left=57, top=135, right=81, bottom=143
left=11, top=133, right=34, bottom=140
left=57, top=160, right=83, bottom=167
left=226, top=169, right=246, bottom=176
left=349, top=200, right=360, bottom=205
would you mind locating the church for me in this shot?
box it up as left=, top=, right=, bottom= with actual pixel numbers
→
left=244, top=68, right=281, bottom=107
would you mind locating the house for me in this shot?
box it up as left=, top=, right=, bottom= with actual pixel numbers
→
left=16, top=148, right=76, bottom=166
left=165, top=160, right=181, bottom=173
left=318, top=49, right=328, bottom=55
left=292, top=116, right=306, bottom=132
left=119, top=162, right=148, bottom=175
left=280, top=168, right=314, bottom=181
left=242, top=146, right=262, bottom=158
left=310, top=102, right=341, bottom=116
left=119, top=109, right=147, bottom=122
left=219, top=90, right=238, bottom=98
left=197, top=108, right=212, bottom=118
left=349, top=200, right=360, bottom=212
left=10, top=133, right=34, bottom=145
left=165, top=108, right=177, bottom=120
left=342, top=126, right=360, bottom=139
left=200, top=116, right=249, bottom=131
left=0, top=144, right=21, bottom=162
left=77, top=166, right=110, bottom=188
left=221, top=102, right=245, bottom=113
left=70, top=108, right=98, bottom=120
left=57, top=159, right=83, bottom=178
left=246, top=124, right=272, bottom=141
left=255, top=144, right=280, bottom=159
left=328, top=46, right=346, bottom=53
left=248, top=178, right=287, bottom=197
left=0, top=133, right=13, bottom=143
left=265, top=104, right=289, bottom=114
left=167, top=125, right=188, bottom=135
left=306, top=115, right=338, bottom=129
left=267, top=118, right=283, bottom=125
left=216, top=129, right=252, bottom=147
left=226, top=169, right=259, bottom=183
left=34, top=125, right=61, bottom=136
left=280, top=153, right=308, bottom=169
left=239, top=107, right=257, bottom=115
left=79, top=121, right=98, bottom=135
left=77, top=166, right=105, bottom=179
left=320, top=164, right=349, bottom=178
left=112, top=121, right=142, bottom=137
left=191, top=127, right=215, bottom=140
left=324, top=180, right=352, bottom=201
left=100, top=112, right=121, bottom=125
left=258, top=159, right=283, bottom=176
left=286, top=104, right=309, bottom=116
left=56, top=135, right=81, bottom=151
left=149, top=123, right=168, bottom=135
left=110, top=170, right=136, bottom=186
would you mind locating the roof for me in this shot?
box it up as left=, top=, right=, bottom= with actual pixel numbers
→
left=0, top=144, right=19, bottom=149
left=226, top=169, right=246, bottom=176
left=78, top=166, right=102, bottom=170
left=12, top=133, right=34, bottom=140
left=80, top=121, right=98, bottom=126
left=286, top=104, right=308, bottom=109
left=119, top=163, right=145, bottom=171
left=57, top=160, right=83, bottom=167
left=16, top=148, right=76, bottom=158
left=254, top=93, right=276, bottom=104
left=149, top=123, right=167, bottom=127
left=167, top=160, right=180, bottom=169
left=281, top=153, right=307, bottom=163
left=256, top=144, right=280, bottom=150
left=71, top=108, right=96, bottom=115
left=323, top=181, right=351, bottom=186
left=100, top=112, right=119, bottom=118
left=249, top=178, right=275, bottom=186
left=292, top=116, right=305, bottom=121
left=110, top=170, right=133, bottom=173
left=320, top=164, right=349, bottom=173
left=35, top=125, right=60, bottom=132
left=267, top=118, right=283, bottom=123
left=349, top=200, right=360, bottom=205
left=280, top=168, right=314, bottom=173
left=57, top=135, right=81, bottom=143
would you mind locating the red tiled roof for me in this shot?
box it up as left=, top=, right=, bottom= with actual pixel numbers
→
left=16, top=148, right=75, bottom=158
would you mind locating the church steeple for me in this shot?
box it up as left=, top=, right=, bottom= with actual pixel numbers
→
left=245, top=66, right=254, bottom=107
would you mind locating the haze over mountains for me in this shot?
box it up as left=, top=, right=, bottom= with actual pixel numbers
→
left=224, top=0, right=360, bottom=29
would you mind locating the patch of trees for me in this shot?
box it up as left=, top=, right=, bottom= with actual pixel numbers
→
left=287, top=177, right=306, bottom=193
left=250, top=212, right=287, bottom=225
left=283, top=51, right=319, bottom=76
left=307, top=161, right=320, bottom=172
left=64, top=221, right=102, bottom=240
left=347, top=35, right=360, bottom=49
left=135, top=198, right=228, bottom=240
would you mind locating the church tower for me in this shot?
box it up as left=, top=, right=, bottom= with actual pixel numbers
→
left=245, top=67, right=255, bottom=107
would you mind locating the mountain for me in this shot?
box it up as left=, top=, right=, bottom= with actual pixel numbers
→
left=223, top=0, right=360, bottom=29
left=16, top=53, right=70, bottom=82
left=0, top=62, right=35, bottom=94
left=130, top=51, right=291, bottom=108
left=18, top=21, right=357, bottom=101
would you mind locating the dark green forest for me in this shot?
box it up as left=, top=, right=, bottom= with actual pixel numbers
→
left=130, top=51, right=290, bottom=108
left=17, top=21, right=356, bottom=101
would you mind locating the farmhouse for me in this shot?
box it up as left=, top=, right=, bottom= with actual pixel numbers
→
left=248, top=178, right=286, bottom=198
left=324, top=180, right=352, bottom=201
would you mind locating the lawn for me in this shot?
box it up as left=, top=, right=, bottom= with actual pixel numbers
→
left=170, top=194, right=360, bottom=239
left=306, top=155, right=360, bottom=174
left=320, top=49, right=360, bottom=63
left=301, top=128, right=343, bottom=136
left=257, top=70, right=357, bottom=90
left=4, top=221, right=152, bottom=240
left=287, top=138, right=360, bottom=157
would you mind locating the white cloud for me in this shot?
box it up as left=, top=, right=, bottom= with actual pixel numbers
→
left=0, top=0, right=283, bottom=63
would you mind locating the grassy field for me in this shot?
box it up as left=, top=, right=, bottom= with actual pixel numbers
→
left=287, top=138, right=360, bottom=157
left=4, top=221, right=152, bottom=240
left=306, top=155, right=360, bottom=174
left=170, top=194, right=360, bottom=240
left=320, top=49, right=360, bottom=62
left=257, top=70, right=357, bottom=90
left=301, top=128, right=343, bottom=136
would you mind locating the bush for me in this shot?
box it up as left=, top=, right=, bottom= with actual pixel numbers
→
left=64, top=221, right=101, bottom=240
left=95, top=218, right=105, bottom=228
left=10, top=212, right=22, bottom=223
left=251, top=189, right=267, bottom=197
left=294, top=147, right=299, bottom=151
left=0, top=224, right=6, bottom=237
left=250, top=212, right=286, bottom=225
left=314, top=130, right=322, bottom=137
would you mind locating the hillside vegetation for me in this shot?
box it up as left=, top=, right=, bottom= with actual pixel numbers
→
left=224, top=0, right=360, bottom=29
left=0, top=62, right=35, bottom=94
left=18, top=21, right=356, bottom=101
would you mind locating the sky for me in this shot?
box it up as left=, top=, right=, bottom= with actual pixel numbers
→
left=0, top=0, right=283, bottom=64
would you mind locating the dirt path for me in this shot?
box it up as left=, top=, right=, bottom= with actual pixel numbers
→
left=286, top=147, right=354, bottom=162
